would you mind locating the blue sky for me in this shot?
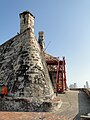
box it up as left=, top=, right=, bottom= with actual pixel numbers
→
left=0, top=0, right=90, bottom=87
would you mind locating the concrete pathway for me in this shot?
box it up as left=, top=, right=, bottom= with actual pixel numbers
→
left=55, top=90, right=90, bottom=120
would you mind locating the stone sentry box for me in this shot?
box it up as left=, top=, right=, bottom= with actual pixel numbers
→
left=0, top=11, right=54, bottom=111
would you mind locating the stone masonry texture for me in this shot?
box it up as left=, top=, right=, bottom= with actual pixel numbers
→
left=0, top=11, right=54, bottom=111
left=0, top=28, right=54, bottom=111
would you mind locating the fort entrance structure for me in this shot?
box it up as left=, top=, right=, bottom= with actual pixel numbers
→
left=0, top=11, right=67, bottom=111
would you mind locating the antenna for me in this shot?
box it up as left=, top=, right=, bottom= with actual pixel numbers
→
left=44, top=41, right=51, bottom=51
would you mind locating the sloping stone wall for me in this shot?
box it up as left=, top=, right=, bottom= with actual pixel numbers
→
left=0, top=28, right=54, bottom=103
left=0, top=96, right=62, bottom=112
left=0, top=97, right=53, bottom=112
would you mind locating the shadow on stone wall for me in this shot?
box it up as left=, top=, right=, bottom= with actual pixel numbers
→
left=0, top=97, right=52, bottom=112
left=0, top=95, right=61, bottom=112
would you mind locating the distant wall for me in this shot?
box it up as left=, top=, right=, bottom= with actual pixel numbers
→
left=82, top=88, right=90, bottom=97
left=70, top=88, right=90, bottom=97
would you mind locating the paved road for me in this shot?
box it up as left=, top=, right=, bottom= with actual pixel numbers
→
left=56, top=90, right=90, bottom=120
